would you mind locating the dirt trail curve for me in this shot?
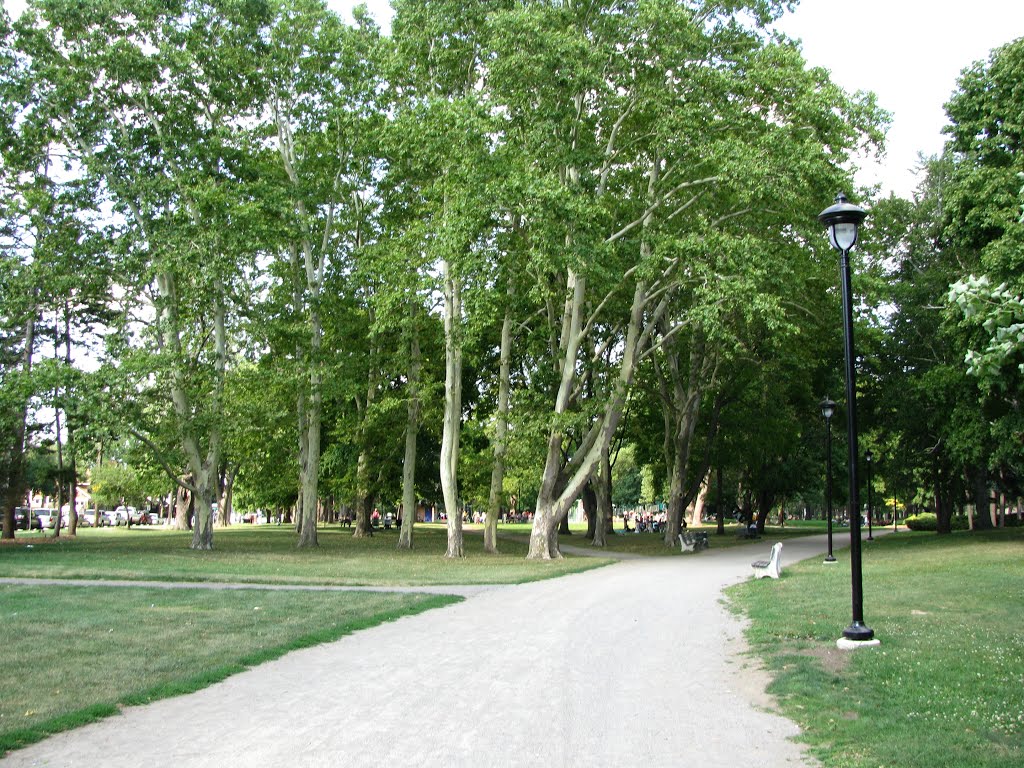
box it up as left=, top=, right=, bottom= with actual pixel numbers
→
left=3, top=534, right=865, bottom=767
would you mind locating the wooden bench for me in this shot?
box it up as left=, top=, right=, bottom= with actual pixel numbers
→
left=678, top=530, right=709, bottom=553
left=751, top=542, right=783, bottom=579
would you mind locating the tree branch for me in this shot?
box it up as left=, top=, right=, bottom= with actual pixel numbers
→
left=127, top=427, right=198, bottom=494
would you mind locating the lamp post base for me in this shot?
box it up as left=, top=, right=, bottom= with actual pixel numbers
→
left=842, top=621, right=875, bottom=642
left=837, top=636, right=881, bottom=650
left=824, top=555, right=837, bottom=564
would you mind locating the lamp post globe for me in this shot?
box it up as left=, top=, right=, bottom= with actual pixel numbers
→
left=820, top=397, right=837, bottom=564
left=818, top=193, right=875, bottom=645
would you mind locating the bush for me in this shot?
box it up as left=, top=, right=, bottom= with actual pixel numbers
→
left=905, top=513, right=969, bottom=531
left=905, top=513, right=937, bottom=531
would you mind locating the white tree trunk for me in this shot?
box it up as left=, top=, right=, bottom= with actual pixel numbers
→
left=484, top=298, right=513, bottom=554
left=528, top=280, right=658, bottom=559
left=442, top=258, right=464, bottom=558
left=398, top=325, right=421, bottom=550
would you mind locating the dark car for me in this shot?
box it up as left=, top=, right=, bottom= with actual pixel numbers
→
left=13, top=507, right=43, bottom=531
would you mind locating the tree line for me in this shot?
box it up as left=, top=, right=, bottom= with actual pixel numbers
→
left=1, top=1, right=1019, bottom=555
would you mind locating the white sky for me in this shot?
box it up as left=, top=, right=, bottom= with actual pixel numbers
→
left=775, top=0, right=1024, bottom=198
left=6, top=0, right=1024, bottom=199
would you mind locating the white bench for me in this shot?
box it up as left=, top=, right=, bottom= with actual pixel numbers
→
left=678, top=530, right=709, bottom=553
left=751, top=542, right=783, bottom=579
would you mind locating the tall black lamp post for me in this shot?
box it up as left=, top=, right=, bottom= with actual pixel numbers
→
left=818, top=193, right=875, bottom=644
left=865, top=450, right=874, bottom=541
left=820, top=397, right=837, bottom=564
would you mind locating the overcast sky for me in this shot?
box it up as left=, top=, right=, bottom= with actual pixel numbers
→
left=774, top=0, right=1024, bottom=198
left=6, top=0, right=1024, bottom=199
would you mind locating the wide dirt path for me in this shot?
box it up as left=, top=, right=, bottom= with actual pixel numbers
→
left=4, top=534, right=853, bottom=767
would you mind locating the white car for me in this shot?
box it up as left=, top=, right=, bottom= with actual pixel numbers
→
left=33, top=508, right=63, bottom=529
left=112, top=506, right=134, bottom=525
left=81, top=511, right=111, bottom=527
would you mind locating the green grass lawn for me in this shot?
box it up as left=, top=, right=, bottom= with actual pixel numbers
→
left=1, top=524, right=612, bottom=585
left=0, top=584, right=458, bottom=754
left=727, top=527, right=1024, bottom=768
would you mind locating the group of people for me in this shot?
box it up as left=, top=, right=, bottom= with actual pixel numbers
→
left=622, top=509, right=675, bottom=533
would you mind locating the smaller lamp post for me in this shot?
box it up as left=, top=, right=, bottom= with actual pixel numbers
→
left=865, top=450, right=874, bottom=541
left=894, top=496, right=898, bottom=532
left=821, top=397, right=837, bottom=564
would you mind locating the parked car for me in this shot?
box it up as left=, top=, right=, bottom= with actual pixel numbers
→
left=13, top=506, right=43, bottom=531
left=111, top=506, right=132, bottom=526
left=81, top=511, right=110, bottom=527
left=33, top=508, right=64, bottom=530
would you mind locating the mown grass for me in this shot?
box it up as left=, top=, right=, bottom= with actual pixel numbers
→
left=727, top=527, right=1024, bottom=768
left=1, top=524, right=611, bottom=585
left=0, top=584, right=459, bottom=754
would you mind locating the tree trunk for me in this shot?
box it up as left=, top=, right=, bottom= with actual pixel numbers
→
left=218, top=464, right=236, bottom=527
left=352, top=332, right=379, bottom=540
left=582, top=483, right=597, bottom=539
left=591, top=448, right=612, bottom=547
left=191, top=487, right=214, bottom=550
left=715, top=465, right=725, bottom=535
left=174, top=481, right=192, bottom=530
left=53, top=391, right=65, bottom=539
left=529, top=278, right=661, bottom=559
left=934, top=463, right=953, bottom=534
left=755, top=489, right=772, bottom=535
left=398, top=325, right=421, bottom=551
left=484, top=297, right=513, bottom=554
left=1, top=306, right=35, bottom=540
left=661, top=336, right=710, bottom=546
left=441, top=258, right=464, bottom=558
left=691, top=473, right=708, bottom=528
left=972, top=469, right=993, bottom=530
left=63, top=302, right=79, bottom=537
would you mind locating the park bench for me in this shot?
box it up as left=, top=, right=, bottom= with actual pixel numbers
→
left=751, top=542, right=783, bottom=579
left=678, top=530, right=709, bottom=553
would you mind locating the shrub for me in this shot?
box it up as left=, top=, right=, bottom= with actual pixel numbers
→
left=905, top=512, right=937, bottom=531
left=905, top=513, right=969, bottom=531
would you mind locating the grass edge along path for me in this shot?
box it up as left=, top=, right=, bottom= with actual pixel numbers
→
left=726, top=527, right=1024, bottom=768
left=0, top=584, right=460, bottom=756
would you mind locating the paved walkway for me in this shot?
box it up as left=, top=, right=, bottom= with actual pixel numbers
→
left=2, top=533, right=875, bottom=767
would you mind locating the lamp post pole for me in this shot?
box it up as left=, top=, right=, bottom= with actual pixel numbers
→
left=894, top=496, right=898, bottom=532
left=818, top=193, right=875, bottom=644
left=821, top=397, right=837, bottom=564
left=865, top=450, right=874, bottom=541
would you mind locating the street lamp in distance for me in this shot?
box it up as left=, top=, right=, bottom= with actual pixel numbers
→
left=820, top=397, right=837, bottom=564
left=865, top=450, right=874, bottom=541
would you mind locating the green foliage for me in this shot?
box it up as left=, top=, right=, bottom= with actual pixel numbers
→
left=904, top=512, right=968, bottom=531
left=949, top=274, right=1024, bottom=382
left=88, top=461, right=144, bottom=509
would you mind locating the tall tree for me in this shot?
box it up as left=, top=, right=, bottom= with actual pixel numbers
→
left=478, top=0, right=882, bottom=558
left=14, top=0, right=275, bottom=548
left=257, top=0, right=383, bottom=546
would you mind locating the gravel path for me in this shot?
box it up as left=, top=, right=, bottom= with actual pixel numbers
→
left=3, top=534, right=859, bottom=767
